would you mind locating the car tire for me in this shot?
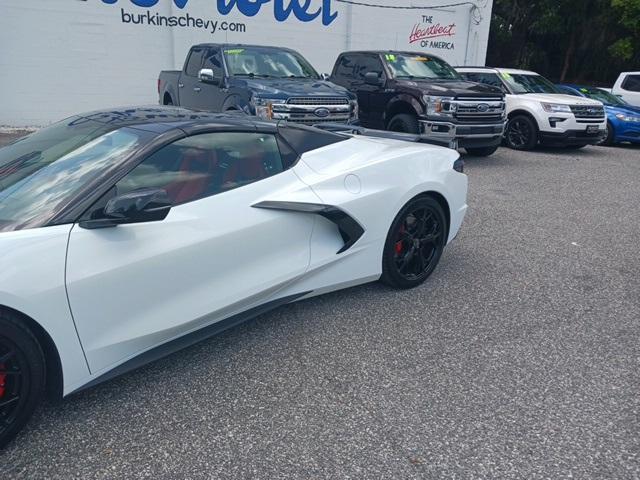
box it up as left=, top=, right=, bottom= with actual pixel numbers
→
left=465, top=145, right=499, bottom=157
left=381, top=196, right=447, bottom=289
left=601, top=122, right=615, bottom=146
left=387, top=114, right=420, bottom=134
left=0, top=311, right=46, bottom=449
left=505, top=115, right=538, bottom=150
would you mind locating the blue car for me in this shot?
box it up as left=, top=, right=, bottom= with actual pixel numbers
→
left=557, top=84, right=640, bottom=146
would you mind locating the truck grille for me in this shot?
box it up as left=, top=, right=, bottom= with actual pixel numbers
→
left=273, top=97, right=354, bottom=124
left=453, top=97, right=505, bottom=124
left=287, top=97, right=349, bottom=106
left=570, top=105, right=605, bottom=120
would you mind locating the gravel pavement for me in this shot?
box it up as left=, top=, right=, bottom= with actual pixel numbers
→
left=1, top=136, right=639, bottom=479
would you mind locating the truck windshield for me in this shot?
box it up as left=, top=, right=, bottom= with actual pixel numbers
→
left=384, top=53, right=460, bottom=80
left=224, top=47, right=319, bottom=79
left=501, top=73, right=563, bottom=94
left=575, top=87, right=627, bottom=106
left=0, top=119, right=148, bottom=232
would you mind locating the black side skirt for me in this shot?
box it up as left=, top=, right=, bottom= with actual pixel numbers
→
left=253, top=201, right=365, bottom=254
left=71, top=292, right=310, bottom=395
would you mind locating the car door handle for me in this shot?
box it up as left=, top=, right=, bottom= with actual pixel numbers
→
left=178, top=83, right=184, bottom=88
left=194, top=87, right=201, bottom=92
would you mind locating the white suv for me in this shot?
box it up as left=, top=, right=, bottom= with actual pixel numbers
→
left=456, top=67, right=607, bottom=150
left=611, top=72, right=640, bottom=107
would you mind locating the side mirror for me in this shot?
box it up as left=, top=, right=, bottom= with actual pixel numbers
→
left=320, top=73, right=331, bottom=81
left=198, top=68, right=219, bottom=85
left=80, top=188, right=172, bottom=229
left=364, top=72, right=383, bottom=86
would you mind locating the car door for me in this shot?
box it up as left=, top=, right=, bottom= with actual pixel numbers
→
left=353, top=54, right=388, bottom=129
left=194, top=47, right=226, bottom=112
left=179, top=47, right=206, bottom=109
left=66, top=130, right=316, bottom=374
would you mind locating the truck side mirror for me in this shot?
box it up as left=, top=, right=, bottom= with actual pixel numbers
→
left=364, top=72, right=383, bottom=86
left=320, top=73, right=331, bottom=81
left=198, top=68, right=219, bottom=85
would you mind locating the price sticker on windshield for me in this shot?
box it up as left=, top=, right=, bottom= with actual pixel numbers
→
left=385, top=54, right=397, bottom=62
left=500, top=72, right=512, bottom=80
left=225, top=49, right=245, bottom=55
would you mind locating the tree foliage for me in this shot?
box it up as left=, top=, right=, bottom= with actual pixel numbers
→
left=487, top=0, right=640, bottom=85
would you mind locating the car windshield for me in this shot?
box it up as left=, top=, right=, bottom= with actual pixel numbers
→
left=501, top=73, right=563, bottom=94
left=223, top=47, right=319, bottom=79
left=0, top=118, right=149, bottom=232
left=575, top=87, right=627, bottom=106
left=384, top=53, right=460, bottom=80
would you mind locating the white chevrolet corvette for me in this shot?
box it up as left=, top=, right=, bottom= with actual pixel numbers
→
left=0, top=107, right=467, bottom=446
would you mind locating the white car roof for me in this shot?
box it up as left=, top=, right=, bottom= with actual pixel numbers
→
left=455, top=67, right=539, bottom=76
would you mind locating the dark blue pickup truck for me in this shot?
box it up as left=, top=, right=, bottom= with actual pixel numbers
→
left=158, top=44, right=358, bottom=125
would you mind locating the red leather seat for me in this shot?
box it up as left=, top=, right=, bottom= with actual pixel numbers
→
left=166, top=149, right=218, bottom=205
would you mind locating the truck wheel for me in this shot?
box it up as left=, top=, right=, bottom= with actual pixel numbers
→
left=505, top=115, right=538, bottom=150
left=388, top=114, right=420, bottom=134
left=465, top=145, right=499, bottom=157
left=0, top=312, right=46, bottom=449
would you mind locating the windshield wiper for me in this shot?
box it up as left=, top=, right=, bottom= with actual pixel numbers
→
left=236, top=73, right=273, bottom=78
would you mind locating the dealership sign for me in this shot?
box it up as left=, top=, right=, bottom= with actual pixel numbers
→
left=409, top=15, right=456, bottom=50
left=102, top=0, right=339, bottom=25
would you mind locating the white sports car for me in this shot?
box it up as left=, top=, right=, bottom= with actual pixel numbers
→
left=0, top=107, right=467, bottom=446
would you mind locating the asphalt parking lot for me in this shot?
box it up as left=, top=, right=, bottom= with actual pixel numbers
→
left=1, top=134, right=639, bottom=479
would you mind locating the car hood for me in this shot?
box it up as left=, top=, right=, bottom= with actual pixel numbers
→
left=606, top=104, right=640, bottom=116
left=518, top=93, right=603, bottom=105
left=395, top=78, right=503, bottom=98
left=233, top=77, right=355, bottom=100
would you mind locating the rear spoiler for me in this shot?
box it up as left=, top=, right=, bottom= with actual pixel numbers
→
left=313, top=123, right=455, bottom=149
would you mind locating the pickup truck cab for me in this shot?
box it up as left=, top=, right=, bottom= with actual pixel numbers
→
left=611, top=72, right=640, bottom=107
left=158, top=44, right=358, bottom=125
left=330, top=51, right=506, bottom=156
left=557, top=84, right=640, bottom=146
left=456, top=67, right=607, bottom=150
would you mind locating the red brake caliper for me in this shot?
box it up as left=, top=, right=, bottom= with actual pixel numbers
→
left=395, top=225, right=405, bottom=254
left=0, top=363, right=5, bottom=398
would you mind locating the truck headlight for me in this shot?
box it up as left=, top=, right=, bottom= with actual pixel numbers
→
left=350, top=99, right=359, bottom=120
left=615, top=113, right=640, bottom=122
left=541, top=103, right=572, bottom=114
left=250, top=97, right=286, bottom=119
left=424, top=96, right=457, bottom=117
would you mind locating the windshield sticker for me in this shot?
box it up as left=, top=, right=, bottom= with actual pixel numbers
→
left=500, top=72, right=512, bottom=80
left=580, top=88, right=589, bottom=93
left=385, top=54, right=397, bottom=62
left=413, top=56, right=431, bottom=62
left=224, top=49, right=245, bottom=55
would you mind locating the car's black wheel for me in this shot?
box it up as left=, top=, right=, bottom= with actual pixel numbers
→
left=505, top=115, right=538, bottom=150
left=387, top=113, right=420, bottom=134
left=465, top=145, right=499, bottom=157
left=600, top=121, right=615, bottom=146
left=381, top=196, right=447, bottom=289
left=0, top=312, right=45, bottom=449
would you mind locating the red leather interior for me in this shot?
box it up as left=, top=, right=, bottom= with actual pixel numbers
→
left=166, top=149, right=217, bottom=205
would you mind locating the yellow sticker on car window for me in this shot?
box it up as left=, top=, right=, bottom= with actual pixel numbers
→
left=580, top=88, right=588, bottom=93
left=500, top=72, right=512, bottom=79
left=385, top=54, right=396, bottom=62
left=413, top=56, right=430, bottom=62
left=225, top=49, right=245, bottom=55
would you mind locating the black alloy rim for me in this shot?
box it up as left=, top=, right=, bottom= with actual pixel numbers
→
left=393, top=206, right=443, bottom=280
left=508, top=119, right=531, bottom=148
left=0, top=337, right=27, bottom=435
left=389, top=119, right=408, bottom=133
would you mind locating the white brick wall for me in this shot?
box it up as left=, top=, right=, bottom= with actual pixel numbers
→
left=0, top=0, right=493, bottom=126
